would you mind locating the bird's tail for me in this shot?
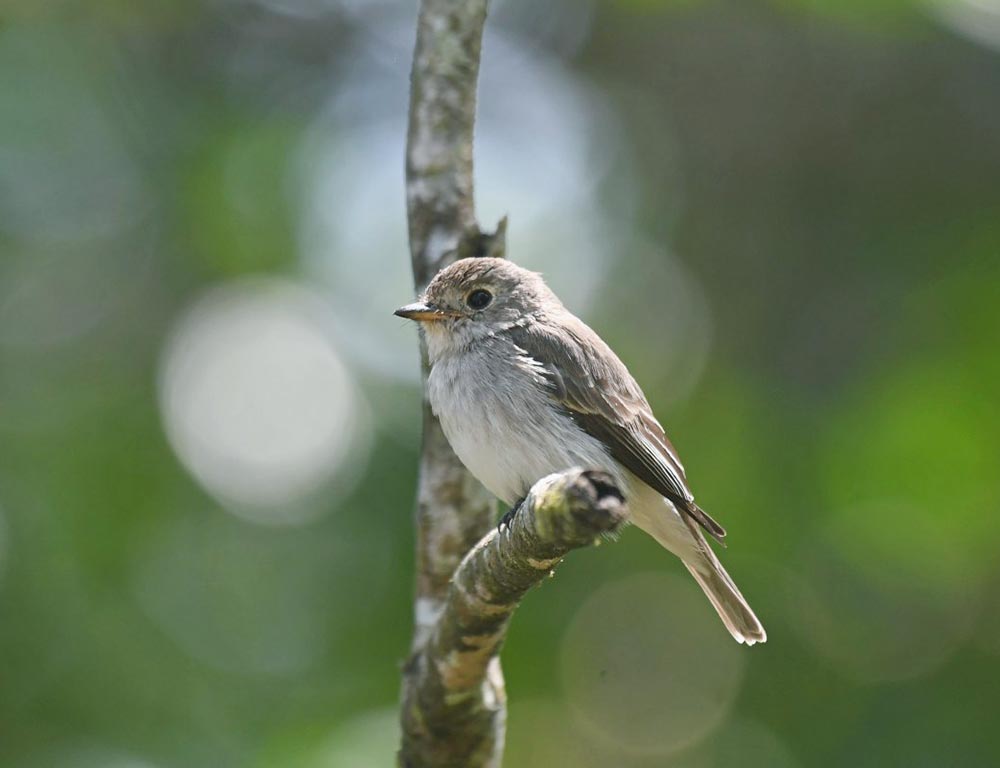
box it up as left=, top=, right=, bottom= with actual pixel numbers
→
left=629, top=490, right=766, bottom=645
left=682, top=517, right=766, bottom=645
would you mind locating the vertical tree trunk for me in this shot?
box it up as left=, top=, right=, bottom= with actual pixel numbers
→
left=399, top=1, right=505, bottom=765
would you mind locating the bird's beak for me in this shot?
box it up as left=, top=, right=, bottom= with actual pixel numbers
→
left=394, top=301, right=460, bottom=322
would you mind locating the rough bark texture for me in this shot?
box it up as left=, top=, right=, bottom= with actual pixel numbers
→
left=406, top=0, right=504, bottom=289
left=404, top=0, right=502, bottom=652
left=400, top=2, right=502, bottom=764
left=400, top=470, right=628, bottom=767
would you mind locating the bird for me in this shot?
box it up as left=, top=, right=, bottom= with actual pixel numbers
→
left=395, top=257, right=765, bottom=645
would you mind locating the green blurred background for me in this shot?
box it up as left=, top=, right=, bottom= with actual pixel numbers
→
left=2, top=0, right=999, bottom=765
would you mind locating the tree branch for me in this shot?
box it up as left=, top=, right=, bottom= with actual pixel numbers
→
left=400, top=469, right=628, bottom=767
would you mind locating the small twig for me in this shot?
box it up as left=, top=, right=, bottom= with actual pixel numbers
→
left=400, top=469, right=628, bottom=768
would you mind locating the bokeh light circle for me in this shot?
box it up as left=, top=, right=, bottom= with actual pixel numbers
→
left=559, top=571, right=745, bottom=756
left=158, top=277, right=371, bottom=523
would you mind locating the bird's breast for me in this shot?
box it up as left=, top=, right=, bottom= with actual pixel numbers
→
left=427, top=347, right=617, bottom=505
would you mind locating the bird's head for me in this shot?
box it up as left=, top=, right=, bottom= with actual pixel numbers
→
left=395, top=257, right=555, bottom=359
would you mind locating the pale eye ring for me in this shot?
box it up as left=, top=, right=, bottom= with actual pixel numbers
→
left=466, top=289, right=493, bottom=310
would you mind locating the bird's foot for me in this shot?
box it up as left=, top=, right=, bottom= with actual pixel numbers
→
left=498, top=496, right=526, bottom=533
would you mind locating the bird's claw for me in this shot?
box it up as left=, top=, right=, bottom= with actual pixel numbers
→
left=497, top=496, right=526, bottom=533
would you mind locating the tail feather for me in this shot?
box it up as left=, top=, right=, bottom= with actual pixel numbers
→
left=681, top=515, right=765, bottom=645
left=629, top=489, right=766, bottom=645
left=684, top=558, right=766, bottom=645
left=682, top=501, right=727, bottom=543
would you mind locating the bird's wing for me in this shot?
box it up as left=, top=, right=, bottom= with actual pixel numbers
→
left=508, top=314, right=726, bottom=542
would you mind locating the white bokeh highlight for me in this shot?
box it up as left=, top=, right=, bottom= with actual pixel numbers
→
left=159, top=278, right=371, bottom=523
left=934, top=0, right=1000, bottom=52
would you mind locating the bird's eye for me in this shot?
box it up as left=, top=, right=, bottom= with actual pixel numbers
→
left=466, top=289, right=493, bottom=310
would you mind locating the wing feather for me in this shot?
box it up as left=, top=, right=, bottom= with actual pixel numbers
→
left=508, top=313, right=726, bottom=542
